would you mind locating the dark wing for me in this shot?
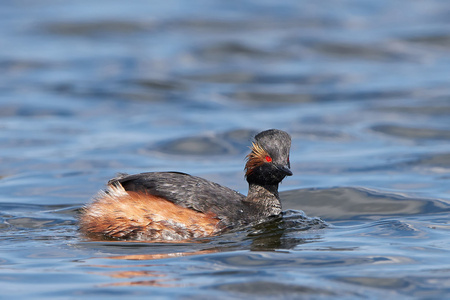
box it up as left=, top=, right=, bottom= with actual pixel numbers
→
left=108, top=172, right=246, bottom=219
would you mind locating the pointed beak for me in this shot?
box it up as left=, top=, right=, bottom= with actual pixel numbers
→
left=277, top=165, right=293, bottom=176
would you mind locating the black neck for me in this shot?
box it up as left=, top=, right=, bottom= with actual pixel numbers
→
left=245, top=183, right=282, bottom=217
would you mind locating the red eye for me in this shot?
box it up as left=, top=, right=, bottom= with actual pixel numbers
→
left=265, top=155, right=272, bottom=162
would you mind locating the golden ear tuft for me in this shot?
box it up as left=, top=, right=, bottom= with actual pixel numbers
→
left=244, top=142, right=269, bottom=176
left=251, top=142, right=266, bottom=157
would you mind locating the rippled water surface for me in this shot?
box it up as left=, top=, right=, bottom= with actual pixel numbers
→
left=2, top=0, right=450, bottom=298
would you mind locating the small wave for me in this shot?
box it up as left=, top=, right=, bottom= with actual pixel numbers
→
left=281, top=186, right=450, bottom=223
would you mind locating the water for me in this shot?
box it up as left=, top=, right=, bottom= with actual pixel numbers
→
left=1, top=0, right=450, bottom=298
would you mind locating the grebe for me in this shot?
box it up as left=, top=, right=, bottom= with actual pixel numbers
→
left=79, top=129, right=292, bottom=241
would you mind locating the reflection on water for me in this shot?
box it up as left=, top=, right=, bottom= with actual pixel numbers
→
left=95, top=269, right=177, bottom=288
left=1, top=0, right=450, bottom=298
left=105, top=249, right=219, bottom=261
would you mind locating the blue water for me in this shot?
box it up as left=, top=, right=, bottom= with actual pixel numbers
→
left=1, top=0, right=450, bottom=298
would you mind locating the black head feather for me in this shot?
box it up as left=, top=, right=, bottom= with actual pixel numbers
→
left=245, top=129, right=292, bottom=185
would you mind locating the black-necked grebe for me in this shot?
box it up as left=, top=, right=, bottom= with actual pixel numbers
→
left=79, top=129, right=292, bottom=241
